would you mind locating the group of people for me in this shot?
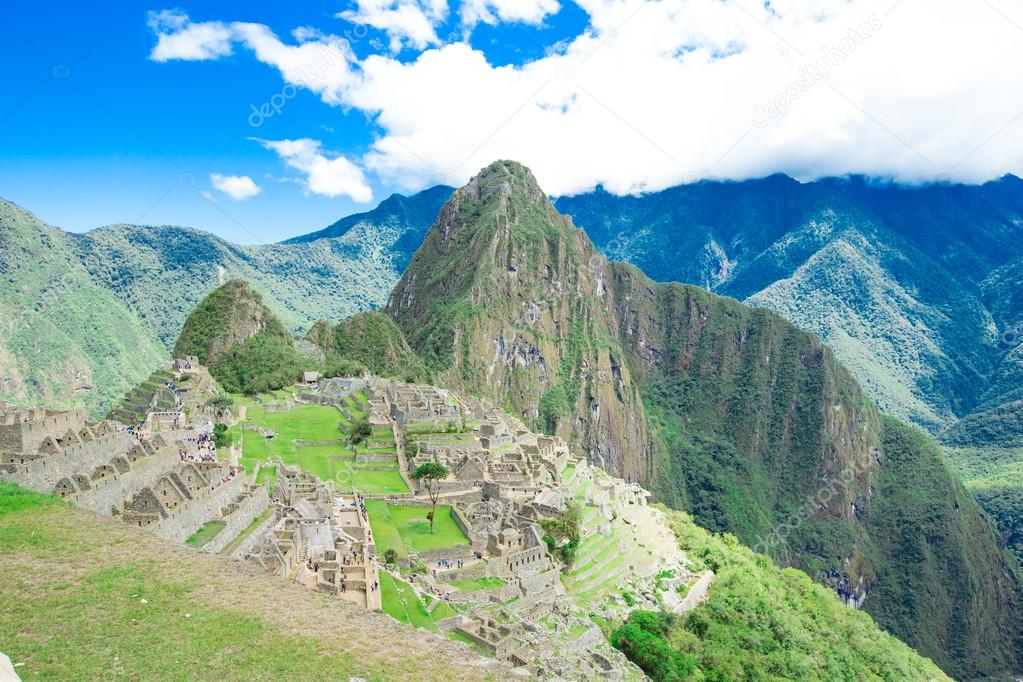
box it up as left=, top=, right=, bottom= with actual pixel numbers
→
left=435, top=558, right=465, bottom=570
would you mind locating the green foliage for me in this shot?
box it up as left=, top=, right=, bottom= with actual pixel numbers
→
left=212, top=423, right=229, bottom=448
left=611, top=611, right=694, bottom=682
left=316, top=311, right=429, bottom=383
left=205, top=394, right=234, bottom=410
left=210, top=333, right=307, bottom=395
left=412, top=462, right=449, bottom=482
left=412, top=462, right=450, bottom=533
left=0, top=200, right=166, bottom=418
left=539, top=502, right=581, bottom=568
left=383, top=548, right=399, bottom=566
left=608, top=509, right=951, bottom=681
left=347, top=416, right=373, bottom=446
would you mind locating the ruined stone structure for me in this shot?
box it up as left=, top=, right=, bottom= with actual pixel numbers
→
left=246, top=463, right=381, bottom=610
left=0, top=401, right=269, bottom=553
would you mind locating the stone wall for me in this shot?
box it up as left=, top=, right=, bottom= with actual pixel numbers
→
left=2, top=430, right=134, bottom=494
left=0, top=409, right=86, bottom=453
left=229, top=506, right=280, bottom=560
left=148, top=474, right=248, bottom=544
left=73, top=446, right=182, bottom=515
left=201, top=485, right=270, bottom=554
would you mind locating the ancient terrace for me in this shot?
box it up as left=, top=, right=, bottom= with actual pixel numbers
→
left=1, top=367, right=713, bottom=680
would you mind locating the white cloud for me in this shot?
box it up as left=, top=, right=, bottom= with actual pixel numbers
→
left=147, top=10, right=234, bottom=62
left=255, top=138, right=373, bottom=202
left=461, top=0, right=560, bottom=27
left=210, top=174, right=262, bottom=201
left=151, top=0, right=1023, bottom=196
left=338, top=0, right=449, bottom=51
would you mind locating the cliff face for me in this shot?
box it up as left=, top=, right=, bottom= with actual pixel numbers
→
left=386, top=161, right=1023, bottom=680
left=387, top=161, right=650, bottom=476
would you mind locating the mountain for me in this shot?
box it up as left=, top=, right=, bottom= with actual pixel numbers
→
left=73, top=221, right=401, bottom=348
left=0, top=200, right=165, bottom=418
left=173, top=279, right=307, bottom=395
left=306, top=312, right=429, bottom=383
left=283, top=184, right=454, bottom=251
left=385, top=160, right=1023, bottom=680
left=555, top=175, right=1023, bottom=435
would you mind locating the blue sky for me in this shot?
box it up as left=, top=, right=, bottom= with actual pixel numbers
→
left=2, top=0, right=1022, bottom=243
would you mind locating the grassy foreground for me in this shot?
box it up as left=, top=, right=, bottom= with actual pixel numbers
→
left=0, top=483, right=508, bottom=681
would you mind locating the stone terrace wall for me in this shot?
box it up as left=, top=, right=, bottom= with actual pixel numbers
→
left=73, top=446, right=182, bottom=515
left=229, top=506, right=280, bottom=560
left=149, top=474, right=248, bottom=544
left=3, top=430, right=134, bottom=493
left=201, top=485, right=270, bottom=554
left=0, top=410, right=87, bottom=453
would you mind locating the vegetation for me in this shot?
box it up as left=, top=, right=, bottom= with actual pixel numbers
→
left=381, top=160, right=1023, bottom=680
left=211, top=333, right=307, bottom=395
left=539, top=502, right=582, bottom=568
left=185, top=521, right=225, bottom=547
left=412, top=462, right=449, bottom=534
left=607, top=507, right=951, bottom=681
left=0, top=199, right=166, bottom=418
left=312, top=311, right=430, bottom=383
left=347, top=416, right=373, bottom=447
left=365, top=501, right=469, bottom=558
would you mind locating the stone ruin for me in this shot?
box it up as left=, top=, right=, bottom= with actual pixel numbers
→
left=245, top=463, right=381, bottom=610
left=0, top=400, right=268, bottom=550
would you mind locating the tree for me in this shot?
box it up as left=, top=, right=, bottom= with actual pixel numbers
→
left=411, top=462, right=449, bottom=534
left=383, top=548, right=398, bottom=566
left=348, top=416, right=372, bottom=447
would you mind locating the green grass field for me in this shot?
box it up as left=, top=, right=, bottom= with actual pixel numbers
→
left=185, top=521, right=226, bottom=547
left=367, top=502, right=469, bottom=559
left=224, top=391, right=407, bottom=495
left=451, top=576, right=505, bottom=592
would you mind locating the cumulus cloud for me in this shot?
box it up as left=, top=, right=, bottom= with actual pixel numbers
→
left=255, top=138, right=373, bottom=201
left=147, top=10, right=234, bottom=61
left=460, top=0, right=560, bottom=27
left=210, top=174, right=262, bottom=201
left=151, top=0, right=1023, bottom=196
left=338, top=0, right=449, bottom=51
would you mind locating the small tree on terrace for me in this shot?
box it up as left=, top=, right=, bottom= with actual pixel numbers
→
left=348, top=416, right=372, bottom=447
left=412, top=462, right=449, bottom=534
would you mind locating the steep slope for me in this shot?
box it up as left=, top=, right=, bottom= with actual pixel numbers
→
left=387, top=161, right=650, bottom=475
left=173, top=279, right=307, bottom=394
left=284, top=184, right=453, bottom=252
left=0, top=199, right=165, bottom=418
left=618, top=508, right=951, bottom=681
left=555, top=177, right=1020, bottom=434
left=388, top=161, right=1023, bottom=680
left=306, top=312, right=429, bottom=383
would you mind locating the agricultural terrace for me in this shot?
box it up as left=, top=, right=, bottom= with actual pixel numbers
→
left=224, top=388, right=408, bottom=495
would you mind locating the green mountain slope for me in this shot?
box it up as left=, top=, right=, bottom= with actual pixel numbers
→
left=386, top=161, right=1023, bottom=680
left=73, top=222, right=400, bottom=348
left=173, top=280, right=307, bottom=394
left=0, top=200, right=166, bottom=417
left=616, top=509, right=951, bottom=681
left=306, top=312, right=429, bottom=383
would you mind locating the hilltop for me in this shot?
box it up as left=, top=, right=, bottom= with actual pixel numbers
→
left=384, top=160, right=1023, bottom=680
